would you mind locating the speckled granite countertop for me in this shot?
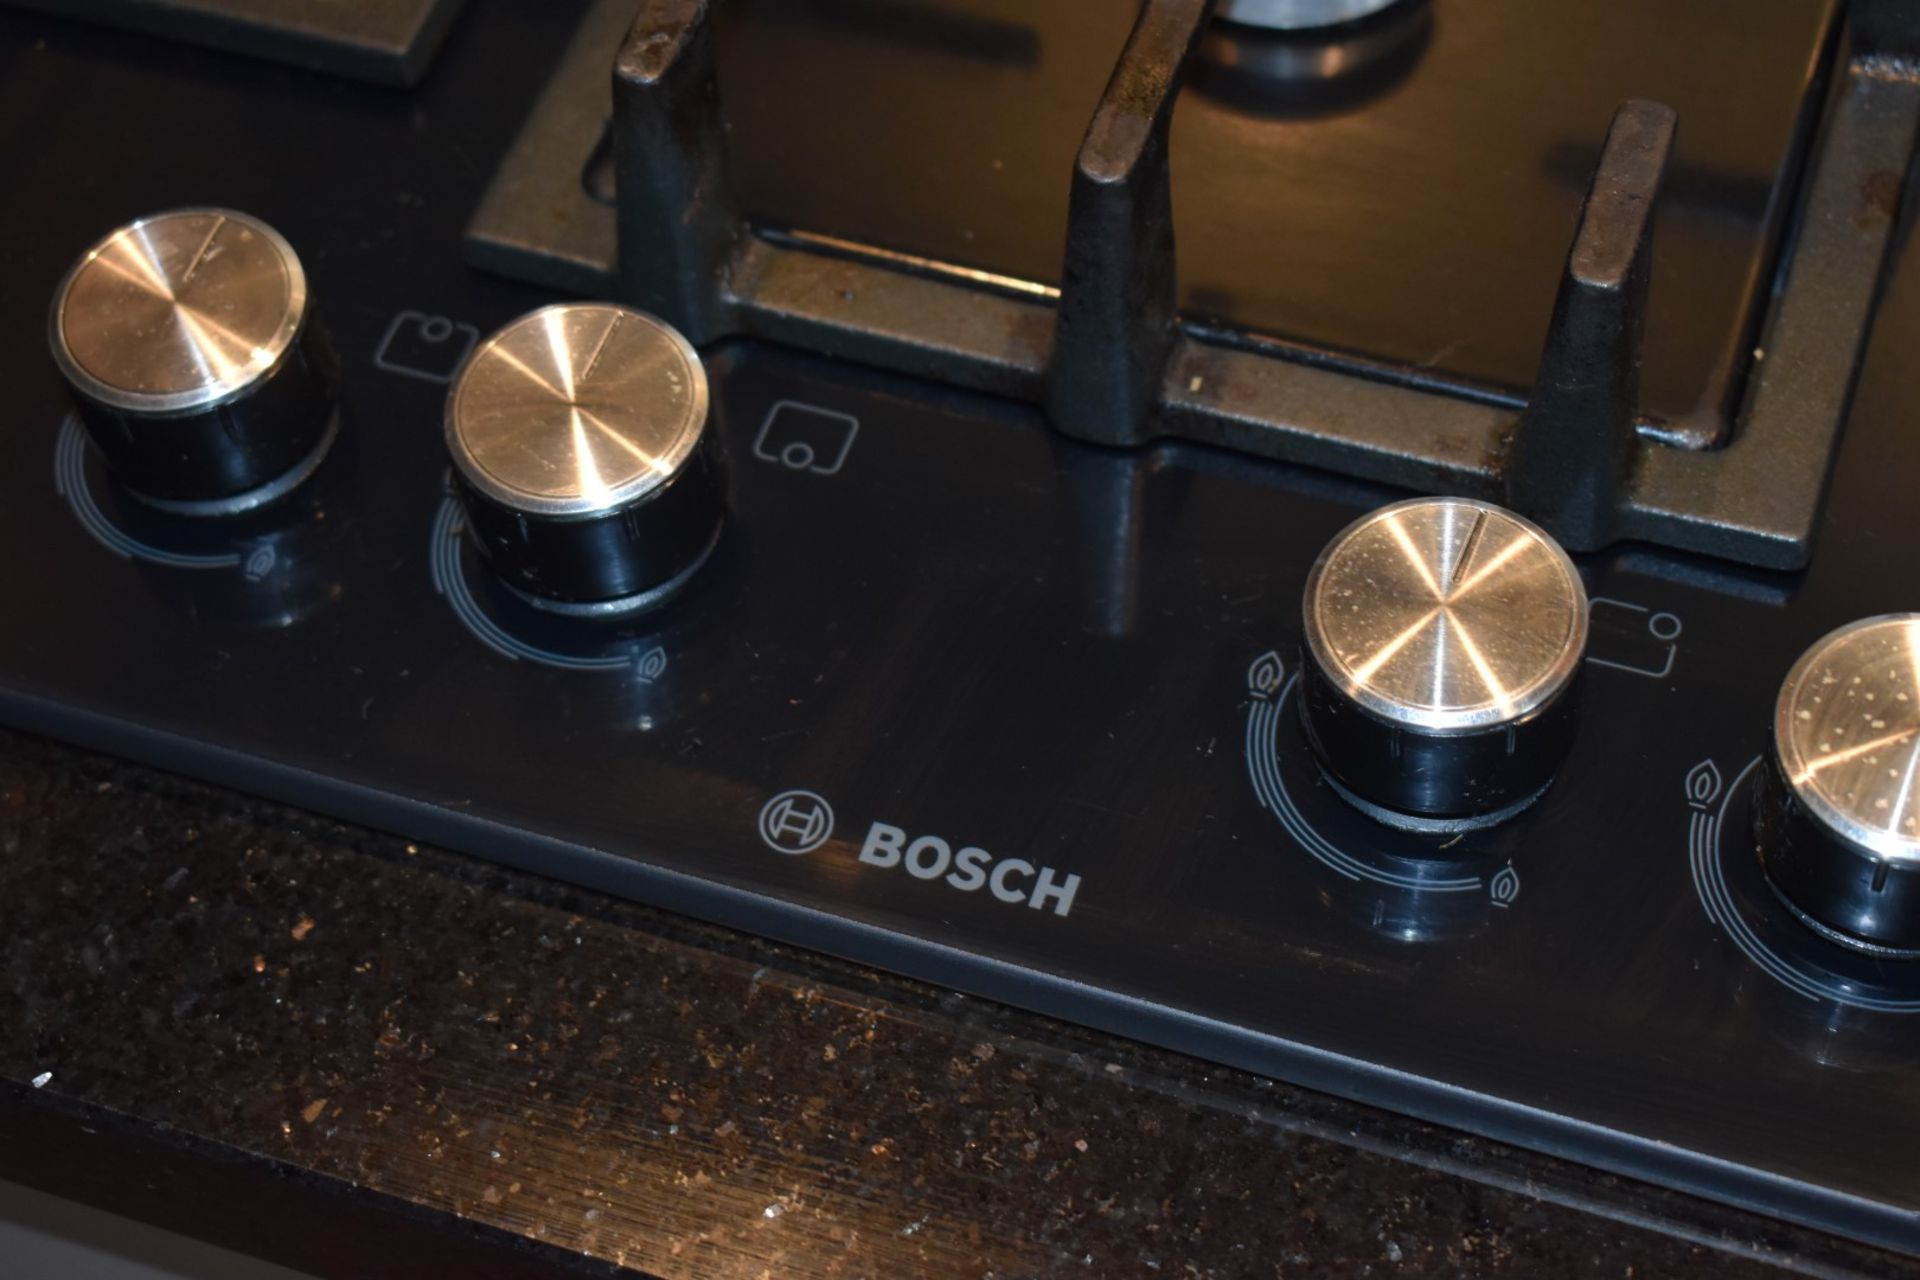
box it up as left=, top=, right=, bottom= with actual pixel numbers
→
left=0, top=728, right=1910, bottom=1278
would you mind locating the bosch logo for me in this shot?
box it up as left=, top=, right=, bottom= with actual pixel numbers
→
left=758, top=790, right=835, bottom=855
left=755, top=793, right=1085, bottom=917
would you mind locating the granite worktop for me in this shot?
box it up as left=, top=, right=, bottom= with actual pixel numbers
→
left=0, top=726, right=1910, bottom=1278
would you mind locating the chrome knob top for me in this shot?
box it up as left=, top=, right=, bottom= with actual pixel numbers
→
left=1303, top=497, right=1587, bottom=736
left=1756, top=614, right=1920, bottom=952
left=447, top=302, right=709, bottom=519
left=52, top=208, right=308, bottom=415
left=49, top=208, right=338, bottom=513
left=1298, top=497, right=1588, bottom=831
left=1772, top=615, right=1920, bottom=863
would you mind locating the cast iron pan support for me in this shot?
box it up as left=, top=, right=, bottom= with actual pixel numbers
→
left=1046, top=0, right=1216, bottom=448
left=567, top=0, right=1910, bottom=568
left=613, top=0, right=739, bottom=345
left=611, top=1, right=1690, bottom=556
left=1504, top=100, right=1677, bottom=550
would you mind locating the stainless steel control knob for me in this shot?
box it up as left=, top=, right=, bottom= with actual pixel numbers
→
left=1298, top=497, right=1588, bottom=830
left=1755, top=615, right=1920, bottom=953
left=445, top=302, right=724, bottom=615
left=49, top=208, right=338, bottom=513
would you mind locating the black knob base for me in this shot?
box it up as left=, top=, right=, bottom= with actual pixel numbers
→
left=1297, top=654, right=1580, bottom=832
left=455, top=437, right=725, bottom=613
left=1752, top=749, right=1920, bottom=956
left=71, top=316, right=341, bottom=515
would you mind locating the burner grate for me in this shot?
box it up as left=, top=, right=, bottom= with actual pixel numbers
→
left=468, top=0, right=1918, bottom=568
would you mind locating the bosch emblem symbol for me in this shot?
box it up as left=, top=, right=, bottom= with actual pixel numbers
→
left=759, top=790, right=835, bottom=855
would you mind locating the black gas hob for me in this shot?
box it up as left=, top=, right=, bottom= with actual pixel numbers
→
left=3, top=0, right=1919, bottom=1265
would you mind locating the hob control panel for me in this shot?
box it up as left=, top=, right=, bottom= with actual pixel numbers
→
left=4, top=4, right=1920, bottom=1260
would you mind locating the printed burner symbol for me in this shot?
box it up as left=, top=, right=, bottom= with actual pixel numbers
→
left=752, top=402, right=859, bottom=476
left=373, top=310, right=480, bottom=384
left=759, top=790, right=836, bottom=855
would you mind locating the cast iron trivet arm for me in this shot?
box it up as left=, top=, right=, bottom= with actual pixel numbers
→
left=1047, top=0, right=1216, bottom=448
left=613, top=0, right=740, bottom=344
left=1505, top=100, right=1677, bottom=551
